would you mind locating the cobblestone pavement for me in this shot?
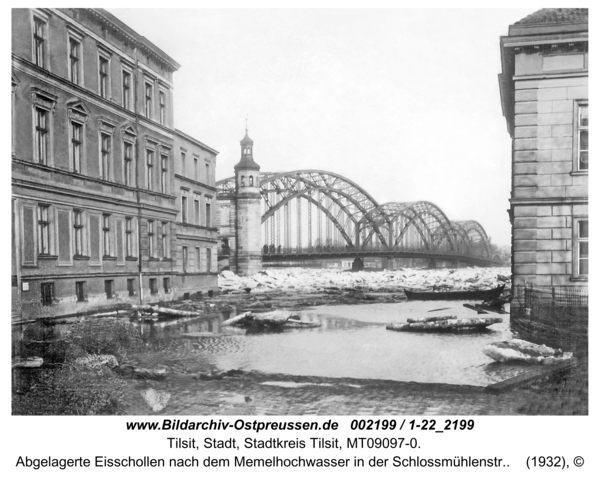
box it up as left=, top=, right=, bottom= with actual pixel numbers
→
left=121, top=363, right=588, bottom=416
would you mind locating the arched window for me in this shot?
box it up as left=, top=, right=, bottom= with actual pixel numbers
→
left=240, top=175, right=245, bottom=186
left=249, top=176, right=253, bottom=186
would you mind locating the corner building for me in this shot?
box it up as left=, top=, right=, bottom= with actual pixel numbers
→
left=499, top=9, right=588, bottom=348
left=11, top=8, right=218, bottom=321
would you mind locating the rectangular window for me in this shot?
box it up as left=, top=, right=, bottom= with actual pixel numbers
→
left=144, top=82, right=153, bottom=118
left=33, top=17, right=45, bottom=68
left=195, top=247, right=200, bottom=272
left=159, top=91, right=166, bottom=125
left=148, top=220, right=155, bottom=258
left=206, top=247, right=212, bottom=272
left=194, top=158, right=199, bottom=181
left=71, top=121, right=83, bottom=173
left=181, top=195, right=188, bottom=223
left=575, top=219, right=589, bottom=277
left=161, top=222, right=168, bottom=258
left=102, top=214, right=111, bottom=256
left=163, top=277, right=170, bottom=293
left=149, top=278, right=158, bottom=295
left=205, top=162, right=210, bottom=183
left=577, top=104, right=588, bottom=171
left=194, top=199, right=200, bottom=225
left=69, top=38, right=81, bottom=84
left=124, top=141, right=133, bottom=186
left=125, top=217, right=134, bottom=257
left=73, top=210, right=84, bottom=256
left=127, top=278, right=135, bottom=297
left=205, top=199, right=212, bottom=227
left=122, top=70, right=131, bottom=110
left=35, top=108, right=48, bottom=164
left=41, top=282, right=54, bottom=306
left=146, top=149, right=154, bottom=190
left=181, top=152, right=186, bottom=176
left=183, top=246, right=188, bottom=273
left=100, top=133, right=111, bottom=180
left=105, top=280, right=114, bottom=299
left=38, top=204, right=50, bottom=255
left=75, top=281, right=85, bottom=302
left=99, top=56, right=109, bottom=98
left=160, top=154, right=168, bottom=194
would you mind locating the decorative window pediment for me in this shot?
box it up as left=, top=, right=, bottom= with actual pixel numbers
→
left=66, top=99, right=90, bottom=122
left=98, top=116, right=117, bottom=134
left=66, top=24, right=84, bottom=41
left=97, top=42, right=113, bottom=58
left=121, top=122, right=137, bottom=139
left=160, top=144, right=172, bottom=154
left=12, top=73, right=20, bottom=92
left=31, top=88, right=57, bottom=112
left=144, top=134, right=161, bottom=146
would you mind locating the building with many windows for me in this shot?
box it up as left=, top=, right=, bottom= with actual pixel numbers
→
left=11, top=8, right=218, bottom=321
left=498, top=8, right=588, bottom=347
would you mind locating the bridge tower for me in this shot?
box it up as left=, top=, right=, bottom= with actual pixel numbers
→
left=233, top=129, right=263, bottom=276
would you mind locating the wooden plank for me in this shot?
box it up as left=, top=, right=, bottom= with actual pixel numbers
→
left=485, top=358, right=579, bottom=395
left=463, top=304, right=489, bottom=314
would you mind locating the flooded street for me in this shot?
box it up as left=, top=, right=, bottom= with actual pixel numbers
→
left=13, top=296, right=587, bottom=416
left=13, top=267, right=585, bottom=416
left=129, top=301, right=531, bottom=388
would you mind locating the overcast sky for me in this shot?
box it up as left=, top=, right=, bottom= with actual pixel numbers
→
left=106, top=8, right=541, bottom=247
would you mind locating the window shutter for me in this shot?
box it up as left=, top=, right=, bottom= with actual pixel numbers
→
left=22, top=205, right=36, bottom=265
left=89, top=214, right=101, bottom=264
left=200, top=247, right=207, bottom=272
left=116, top=218, right=124, bottom=263
left=57, top=209, right=72, bottom=265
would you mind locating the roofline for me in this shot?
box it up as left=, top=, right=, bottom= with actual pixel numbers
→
left=175, top=129, right=219, bottom=155
left=501, top=31, right=588, bottom=47
left=508, top=21, right=588, bottom=37
left=87, top=9, right=181, bottom=71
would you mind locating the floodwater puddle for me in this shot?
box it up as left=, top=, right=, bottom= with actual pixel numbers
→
left=13, top=301, right=543, bottom=388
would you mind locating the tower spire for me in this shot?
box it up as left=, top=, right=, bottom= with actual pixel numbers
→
left=236, top=123, right=259, bottom=169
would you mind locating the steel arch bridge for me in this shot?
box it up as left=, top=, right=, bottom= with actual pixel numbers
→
left=217, top=170, right=499, bottom=266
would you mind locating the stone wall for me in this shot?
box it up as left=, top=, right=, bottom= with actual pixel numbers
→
left=511, top=64, right=588, bottom=287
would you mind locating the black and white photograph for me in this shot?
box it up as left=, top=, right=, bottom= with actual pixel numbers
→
left=10, top=6, right=588, bottom=423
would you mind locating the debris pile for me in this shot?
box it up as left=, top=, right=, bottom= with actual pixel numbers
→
left=218, top=267, right=511, bottom=295
left=387, top=316, right=502, bottom=332
left=484, top=339, right=574, bottom=364
left=222, top=310, right=320, bottom=330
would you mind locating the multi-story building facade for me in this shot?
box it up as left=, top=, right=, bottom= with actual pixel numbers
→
left=499, top=9, right=588, bottom=349
left=11, top=8, right=218, bottom=321
left=499, top=8, right=588, bottom=289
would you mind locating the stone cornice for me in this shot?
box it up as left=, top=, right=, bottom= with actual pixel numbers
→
left=12, top=56, right=176, bottom=141
left=174, top=174, right=218, bottom=192
left=13, top=162, right=179, bottom=216
left=511, top=41, right=587, bottom=55
left=82, top=8, right=181, bottom=71
left=510, top=197, right=588, bottom=205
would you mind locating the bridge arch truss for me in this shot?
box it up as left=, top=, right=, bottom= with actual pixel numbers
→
left=217, top=170, right=493, bottom=260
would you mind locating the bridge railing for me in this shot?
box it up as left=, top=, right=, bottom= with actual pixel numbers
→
left=260, top=244, right=494, bottom=261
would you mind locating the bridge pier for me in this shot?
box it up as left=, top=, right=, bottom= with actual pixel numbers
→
left=351, top=258, right=364, bottom=271
left=381, top=257, right=394, bottom=270
left=427, top=259, right=437, bottom=269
